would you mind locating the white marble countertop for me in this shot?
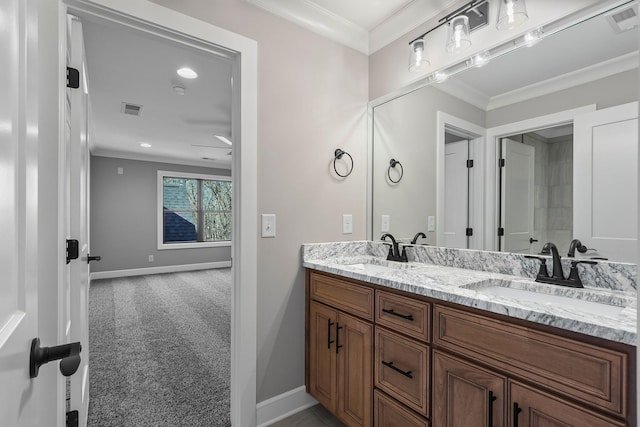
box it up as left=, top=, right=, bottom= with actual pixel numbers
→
left=303, top=251, right=637, bottom=346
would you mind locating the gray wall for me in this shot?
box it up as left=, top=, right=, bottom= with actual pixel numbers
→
left=372, top=84, right=485, bottom=242
left=486, top=70, right=638, bottom=128
left=90, top=156, right=232, bottom=272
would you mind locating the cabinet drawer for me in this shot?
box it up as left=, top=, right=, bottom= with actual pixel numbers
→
left=310, top=272, right=374, bottom=321
left=375, top=327, right=430, bottom=417
left=376, top=290, right=430, bottom=342
left=433, top=305, right=628, bottom=417
left=374, top=390, right=429, bottom=427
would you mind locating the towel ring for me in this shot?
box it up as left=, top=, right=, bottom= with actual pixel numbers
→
left=333, top=149, right=353, bottom=178
left=388, top=159, right=403, bottom=183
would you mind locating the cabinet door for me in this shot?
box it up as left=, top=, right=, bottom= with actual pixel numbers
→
left=309, top=302, right=338, bottom=412
left=337, top=312, right=373, bottom=427
left=509, top=381, right=625, bottom=427
left=433, top=351, right=507, bottom=427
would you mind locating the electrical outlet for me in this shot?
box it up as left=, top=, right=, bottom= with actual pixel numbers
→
left=342, top=214, right=353, bottom=234
left=148, top=255, right=154, bottom=262
left=427, top=216, right=435, bottom=232
left=381, top=215, right=390, bottom=232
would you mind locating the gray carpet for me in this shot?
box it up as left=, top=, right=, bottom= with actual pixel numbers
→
left=88, top=269, right=231, bottom=427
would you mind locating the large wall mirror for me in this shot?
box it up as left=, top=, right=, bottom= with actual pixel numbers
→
left=369, top=1, right=638, bottom=263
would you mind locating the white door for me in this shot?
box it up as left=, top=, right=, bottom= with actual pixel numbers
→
left=0, top=0, right=44, bottom=424
left=574, top=102, right=638, bottom=263
left=444, top=140, right=469, bottom=248
left=68, top=15, right=92, bottom=425
left=501, top=138, right=535, bottom=253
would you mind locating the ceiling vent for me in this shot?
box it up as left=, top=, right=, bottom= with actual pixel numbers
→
left=607, top=6, right=638, bottom=33
left=121, top=102, right=143, bottom=116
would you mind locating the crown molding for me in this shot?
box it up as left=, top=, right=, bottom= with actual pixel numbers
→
left=369, top=0, right=461, bottom=54
left=486, top=51, right=639, bottom=110
left=243, top=0, right=369, bottom=53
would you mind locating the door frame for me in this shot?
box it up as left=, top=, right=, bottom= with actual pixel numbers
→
left=61, top=1, right=258, bottom=425
left=484, top=105, right=595, bottom=252
left=436, top=112, right=485, bottom=249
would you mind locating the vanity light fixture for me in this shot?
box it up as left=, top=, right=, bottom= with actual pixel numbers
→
left=177, top=67, right=198, bottom=79
left=140, top=142, right=152, bottom=148
left=496, top=0, right=528, bottom=30
left=408, top=0, right=489, bottom=72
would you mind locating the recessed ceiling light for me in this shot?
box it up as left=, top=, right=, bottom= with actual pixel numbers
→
left=140, top=142, right=152, bottom=148
left=215, top=135, right=232, bottom=146
left=177, top=67, right=198, bottom=79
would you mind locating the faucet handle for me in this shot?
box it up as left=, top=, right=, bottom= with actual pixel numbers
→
left=524, top=255, right=549, bottom=279
left=567, top=260, right=597, bottom=286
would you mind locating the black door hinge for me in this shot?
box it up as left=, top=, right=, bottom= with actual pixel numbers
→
left=466, top=228, right=473, bottom=236
left=497, top=227, right=505, bottom=236
left=66, top=67, right=80, bottom=89
left=499, top=158, right=505, bottom=168
left=66, top=239, right=79, bottom=264
left=466, top=159, right=474, bottom=168
left=66, top=410, right=78, bottom=427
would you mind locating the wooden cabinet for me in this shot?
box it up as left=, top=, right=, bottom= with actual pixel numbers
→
left=306, top=270, right=635, bottom=427
left=432, top=350, right=507, bottom=427
left=307, top=271, right=373, bottom=427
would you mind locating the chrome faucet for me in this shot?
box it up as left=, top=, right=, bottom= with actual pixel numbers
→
left=526, top=242, right=597, bottom=288
left=381, top=233, right=407, bottom=262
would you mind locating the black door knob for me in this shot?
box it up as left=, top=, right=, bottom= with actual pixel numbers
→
left=87, top=254, right=102, bottom=264
left=30, top=338, right=82, bottom=378
left=529, top=238, right=538, bottom=244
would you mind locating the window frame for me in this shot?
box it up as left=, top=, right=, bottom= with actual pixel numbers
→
left=157, top=170, right=232, bottom=250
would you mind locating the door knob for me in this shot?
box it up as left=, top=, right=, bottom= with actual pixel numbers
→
left=29, top=338, right=82, bottom=378
left=87, top=254, right=102, bottom=264
left=529, top=238, right=538, bottom=244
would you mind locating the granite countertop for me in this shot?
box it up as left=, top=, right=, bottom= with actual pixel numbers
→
left=302, top=242, right=637, bottom=346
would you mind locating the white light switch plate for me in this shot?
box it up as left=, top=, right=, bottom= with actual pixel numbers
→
left=381, top=215, right=390, bottom=232
left=342, top=214, right=353, bottom=234
left=427, top=216, right=435, bottom=232
left=262, top=214, right=276, bottom=238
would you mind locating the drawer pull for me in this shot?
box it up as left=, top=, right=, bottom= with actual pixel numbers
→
left=513, top=402, right=522, bottom=427
left=488, top=391, right=497, bottom=426
left=381, top=360, right=413, bottom=379
left=381, top=308, right=414, bottom=321
left=335, top=323, right=343, bottom=354
left=327, top=319, right=334, bottom=349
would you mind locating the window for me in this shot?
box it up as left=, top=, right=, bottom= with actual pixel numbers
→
left=158, top=171, right=231, bottom=249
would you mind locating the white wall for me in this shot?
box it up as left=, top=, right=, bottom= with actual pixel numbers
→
left=149, top=0, right=369, bottom=402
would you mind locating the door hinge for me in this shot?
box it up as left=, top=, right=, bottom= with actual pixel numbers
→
left=466, top=228, right=473, bottom=236
left=66, top=410, right=78, bottom=427
left=499, top=158, right=505, bottom=168
left=66, top=67, right=80, bottom=89
left=466, top=159, right=474, bottom=168
left=497, top=227, right=505, bottom=236
left=66, top=239, right=79, bottom=264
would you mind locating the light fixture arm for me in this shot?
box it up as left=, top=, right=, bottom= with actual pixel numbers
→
left=408, top=0, right=487, bottom=45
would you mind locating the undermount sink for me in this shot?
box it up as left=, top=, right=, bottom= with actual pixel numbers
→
left=462, top=279, right=631, bottom=317
left=337, top=259, right=417, bottom=274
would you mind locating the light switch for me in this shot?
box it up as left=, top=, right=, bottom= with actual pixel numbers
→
left=381, top=215, right=390, bottom=232
left=342, top=214, right=353, bottom=234
left=117, top=167, right=123, bottom=175
left=427, top=216, right=435, bottom=232
left=261, top=214, right=276, bottom=238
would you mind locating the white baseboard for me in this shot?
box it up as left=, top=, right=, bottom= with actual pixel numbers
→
left=90, top=261, right=231, bottom=280
left=256, top=386, right=318, bottom=427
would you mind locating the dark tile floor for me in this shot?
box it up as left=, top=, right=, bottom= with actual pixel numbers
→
left=270, top=404, right=345, bottom=427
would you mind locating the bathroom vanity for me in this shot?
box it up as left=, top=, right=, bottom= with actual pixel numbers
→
left=303, top=241, right=637, bottom=427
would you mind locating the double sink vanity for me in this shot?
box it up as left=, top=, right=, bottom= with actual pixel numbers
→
left=303, top=241, right=636, bottom=426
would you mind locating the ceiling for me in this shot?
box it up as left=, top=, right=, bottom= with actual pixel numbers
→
left=82, top=16, right=234, bottom=169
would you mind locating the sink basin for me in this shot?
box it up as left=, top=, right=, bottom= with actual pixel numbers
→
left=337, top=259, right=417, bottom=274
left=463, top=279, right=630, bottom=317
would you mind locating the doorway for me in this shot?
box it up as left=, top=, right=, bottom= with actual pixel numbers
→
left=63, top=1, right=257, bottom=425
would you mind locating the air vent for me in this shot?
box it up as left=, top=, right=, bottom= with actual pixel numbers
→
left=607, top=6, right=638, bottom=33
left=121, top=102, right=143, bottom=116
